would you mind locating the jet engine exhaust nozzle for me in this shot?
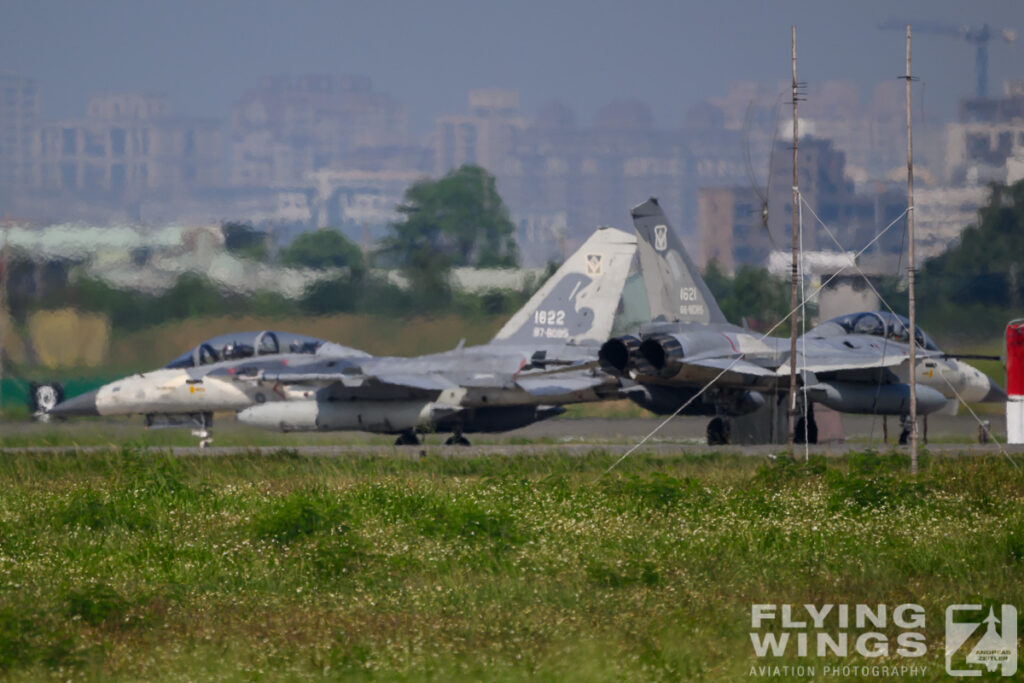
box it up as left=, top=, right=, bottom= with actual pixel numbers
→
left=598, top=335, right=641, bottom=375
left=639, top=334, right=684, bottom=378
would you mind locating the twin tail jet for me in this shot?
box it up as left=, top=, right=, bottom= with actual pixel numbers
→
left=598, top=198, right=1005, bottom=444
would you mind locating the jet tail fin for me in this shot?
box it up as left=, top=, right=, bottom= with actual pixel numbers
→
left=631, top=197, right=727, bottom=324
left=491, top=227, right=637, bottom=345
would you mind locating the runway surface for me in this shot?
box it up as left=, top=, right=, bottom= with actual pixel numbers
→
left=2, top=414, right=1020, bottom=459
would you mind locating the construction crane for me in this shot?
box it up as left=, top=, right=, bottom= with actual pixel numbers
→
left=878, top=19, right=1017, bottom=98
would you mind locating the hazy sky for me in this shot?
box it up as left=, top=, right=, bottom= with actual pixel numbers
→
left=3, top=0, right=1022, bottom=133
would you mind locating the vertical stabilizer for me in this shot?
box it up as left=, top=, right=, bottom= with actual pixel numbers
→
left=491, top=227, right=637, bottom=345
left=631, top=197, right=727, bottom=324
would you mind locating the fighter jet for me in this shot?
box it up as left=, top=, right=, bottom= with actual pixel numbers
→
left=50, top=226, right=638, bottom=446
left=234, top=226, right=637, bottom=444
left=49, top=330, right=370, bottom=446
left=598, top=197, right=1005, bottom=444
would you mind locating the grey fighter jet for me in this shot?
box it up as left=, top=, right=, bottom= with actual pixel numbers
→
left=598, top=197, right=1005, bottom=444
left=51, top=226, right=638, bottom=446
left=235, top=226, right=638, bottom=444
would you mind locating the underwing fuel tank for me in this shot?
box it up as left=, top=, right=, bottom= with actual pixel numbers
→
left=625, top=384, right=765, bottom=417
left=806, top=381, right=947, bottom=415
left=237, top=400, right=461, bottom=434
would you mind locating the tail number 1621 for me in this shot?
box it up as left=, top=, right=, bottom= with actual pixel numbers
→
left=680, top=287, right=698, bottom=302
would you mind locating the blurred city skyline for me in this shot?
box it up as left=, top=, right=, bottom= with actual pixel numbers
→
left=2, top=0, right=1023, bottom=271
left=3, top=1, right=1021, bottom=131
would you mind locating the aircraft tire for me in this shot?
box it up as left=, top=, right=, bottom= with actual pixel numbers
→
left=794, top=414, right=818, bottom=445
left=394, top=431, right=420, bottom=446
left=444, top=434, right=471, bottom=446
left=706, top=417, right=731, bottom=446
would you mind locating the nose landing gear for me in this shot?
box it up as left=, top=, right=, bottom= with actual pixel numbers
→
left=192, top=428, right=213, bottom=449
left=144, top=412, right=214, bottom=448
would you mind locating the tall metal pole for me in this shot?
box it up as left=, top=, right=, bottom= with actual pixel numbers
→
left=905, top=25, right=919, bottom=473
left=0, top=225, right=8, bottom=413
left=787, top=26, right=800, bottom=449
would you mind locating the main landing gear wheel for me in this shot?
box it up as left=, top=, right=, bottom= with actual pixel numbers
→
left=706, top=417, right=731, bottom=446
left=794, top=412, right=819, bottom=445
left=394, top=431, right=421, bottom=446
left=444, top=434, right=471, bottom=446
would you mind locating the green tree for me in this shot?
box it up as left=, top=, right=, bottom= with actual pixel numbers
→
left=67, top=273, right=231, bottom=331
left=158, top=273, right=227, bottom=320
left=383, top=165, right=519, bottom=299
left=921, top=179, right=1024, bottom=311
left=280, top=228, right=365, bottom=279
left=702, top=259, right=731, bottom=306
left=726, top=265, right=791, bottom=326
left=701, top=260, right=790, bottom=330
left=221, top=221, right=269, bottom=261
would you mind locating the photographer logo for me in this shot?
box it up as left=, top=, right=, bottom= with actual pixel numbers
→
left=945, top=604, right=1017, bottom=677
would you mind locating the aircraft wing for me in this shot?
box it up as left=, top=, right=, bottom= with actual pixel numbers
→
left=256, top=367, right=461, bottom=398
left=776, top=337, right=941, bottom=375
left=337, top=373, right=459, bottom=393
left=685, top=356, right=778, bottom=377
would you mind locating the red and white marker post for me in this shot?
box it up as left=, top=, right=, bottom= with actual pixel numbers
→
left=1008, top=319, right=1024, bottom=444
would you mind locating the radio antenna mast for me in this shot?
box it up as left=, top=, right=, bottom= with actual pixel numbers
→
left=903, top=25, right=920, bottom=472
left=787, top=26, right=804, bottom=450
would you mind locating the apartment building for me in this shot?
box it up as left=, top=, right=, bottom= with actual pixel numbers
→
left=0, top=71, right=39, bottom=190
left=945, top=80, right=1024, bottom=185
left=33, top=94, right=222, bottom=196
left=230, top=75, right=410, bottom=187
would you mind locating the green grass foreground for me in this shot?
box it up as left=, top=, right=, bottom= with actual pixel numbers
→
left=0, top=450, right=1021, bottom=680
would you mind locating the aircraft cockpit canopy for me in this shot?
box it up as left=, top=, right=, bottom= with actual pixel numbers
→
left=164, top=331, right=328, bottom=368
left=812, top=312, right=939, bottom=350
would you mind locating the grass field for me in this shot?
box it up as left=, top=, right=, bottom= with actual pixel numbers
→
left=0, top=448, right=1021, bottom=680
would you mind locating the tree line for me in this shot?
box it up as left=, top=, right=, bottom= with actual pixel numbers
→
left=12, top=166, right=1017, bottom=341
left=6, top=165, right=530, bottom=332
left=916, top=179, right=1024, bottom=336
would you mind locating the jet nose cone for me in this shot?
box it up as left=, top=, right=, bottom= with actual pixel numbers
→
left=49, top=389, right=100, bottom=417
left=983, top=377, right=1007, bottom=403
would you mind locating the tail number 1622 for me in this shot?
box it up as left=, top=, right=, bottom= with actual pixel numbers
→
left=534, top=310, right=566, bottom=325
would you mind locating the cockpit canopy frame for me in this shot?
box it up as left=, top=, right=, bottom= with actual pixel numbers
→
left=815, top=311, right=939, bottom=350
left=164, top=330, right=328, bottom=368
